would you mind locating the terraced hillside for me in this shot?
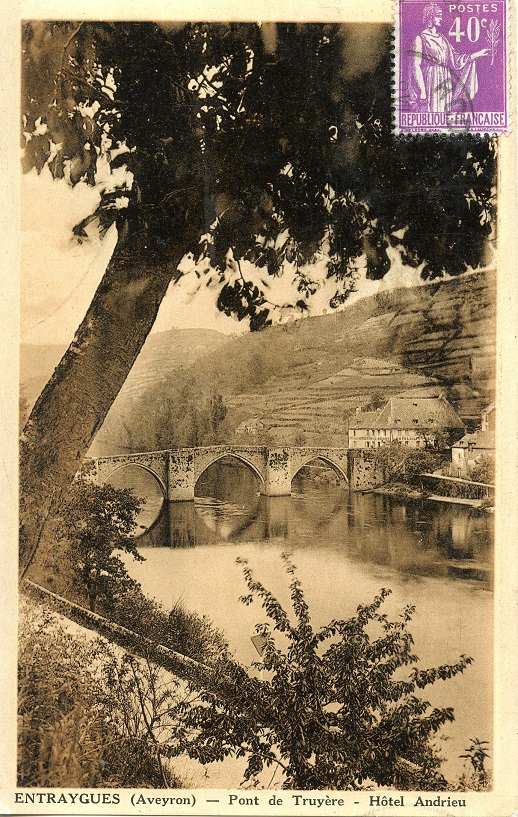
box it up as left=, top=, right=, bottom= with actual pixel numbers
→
left=89, top=269, right=495, bottom=454
left=20, top=328, right=230, bottom=408
left=227, top=359, right=441, bottom=446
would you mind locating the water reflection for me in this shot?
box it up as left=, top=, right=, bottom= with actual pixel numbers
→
left=106, top=463, right=164, bottom=534
left=129, top=461, right=492, bottom=585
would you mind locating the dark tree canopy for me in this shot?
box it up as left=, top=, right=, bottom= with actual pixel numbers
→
left=22, top=22, right=496, bottom=331
left=56, top=478, right=144, bottom=612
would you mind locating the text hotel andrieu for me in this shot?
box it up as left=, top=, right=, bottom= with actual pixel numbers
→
left=13, top=791, right=469, bottom=810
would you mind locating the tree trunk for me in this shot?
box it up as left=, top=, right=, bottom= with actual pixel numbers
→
left=19, top=229, right=185, bottom=578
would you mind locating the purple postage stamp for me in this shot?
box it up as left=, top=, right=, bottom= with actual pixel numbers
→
left=395, top=0, right=508, bottom=133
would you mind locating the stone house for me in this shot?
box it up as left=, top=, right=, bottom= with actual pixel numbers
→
left=450, top=404, right=495, bottom=478
left=235, top=418, right=265, bottom=436
left=348, top=394, right=465, bottom=450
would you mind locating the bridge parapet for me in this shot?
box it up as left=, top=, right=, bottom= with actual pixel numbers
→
left=94, top=450, right=170, bottom=497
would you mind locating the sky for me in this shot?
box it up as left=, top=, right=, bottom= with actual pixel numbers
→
left=21, top=167, right=244, bottom=345
left=21, top=165, right=454, bottom=348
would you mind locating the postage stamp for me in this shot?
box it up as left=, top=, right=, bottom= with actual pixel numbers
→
left=395, top=0, right=509, bottom=133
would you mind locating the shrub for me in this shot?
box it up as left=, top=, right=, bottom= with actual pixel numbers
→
left=469, top=456, right=495, bottom=485
left=18, top=599, right=185, bottom=788
left=179, top=554, right=473, bottom=790
left=56, top=478, right=144, bottom=612
left=105, top=585, right=230, bottom=667
left=456, top=738, right=492, bottom=791
left=372, top=442, right=444, bottom=485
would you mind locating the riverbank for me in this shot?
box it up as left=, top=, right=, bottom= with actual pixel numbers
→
left=18, top=594, right=256, bottom=789
left=370, top=482, right=491, bottom=510
left=370, top=482, right=426, bottom=501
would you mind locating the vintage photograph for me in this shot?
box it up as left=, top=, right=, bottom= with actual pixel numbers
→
left=9, top=8, right=516, bottom=812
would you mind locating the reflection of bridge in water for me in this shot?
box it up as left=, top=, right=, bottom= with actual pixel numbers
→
left=92, top=445, right=350, bottom=501
left=140, top=495, right=298, bottom=548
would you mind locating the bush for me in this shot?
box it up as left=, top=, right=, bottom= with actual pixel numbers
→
left=104, top=585, right=230, bottom=668
left=456, top=738, right=492, bottom=791
left=18, top=599, right=185, bottom=788
left=179, top=555, right=473, bottom=790
left=56, top=478, right=144, bottom=612
left=469, top=456, right=495, bottom=485
left=372, top=442, right=444, bottom=485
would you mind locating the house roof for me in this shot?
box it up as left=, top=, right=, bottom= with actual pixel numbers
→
left=349, top=411, right=380, bottom=429
left=452, top=430, right=495, bottom=450
left=350, top=397, right=465, bottom=431
left=236, top=418, right=264, bottom=431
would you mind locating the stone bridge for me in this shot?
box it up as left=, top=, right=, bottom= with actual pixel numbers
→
left=92, top=446, right=350, bottom=501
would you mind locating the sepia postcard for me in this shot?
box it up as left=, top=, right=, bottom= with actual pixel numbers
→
left=1, top=0, right=517, bottom=815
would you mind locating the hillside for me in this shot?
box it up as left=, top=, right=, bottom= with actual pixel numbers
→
left=111, top=328, right=230, bottom=399
left=20, top=328, right=229, bottom=407
left=90, top=269, right=496, bottom=455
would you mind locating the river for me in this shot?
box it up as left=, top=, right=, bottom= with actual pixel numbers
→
left=111, top=458, right=493, bottom=782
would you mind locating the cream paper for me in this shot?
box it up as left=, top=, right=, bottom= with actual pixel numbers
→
left=1, top=1, right=517, bottom=815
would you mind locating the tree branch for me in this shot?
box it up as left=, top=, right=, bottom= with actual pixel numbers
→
left=60, top=22, right=85, bottom=72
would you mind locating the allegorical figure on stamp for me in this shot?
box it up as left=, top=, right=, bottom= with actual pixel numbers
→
left=410, top=3, right=488, bottom=112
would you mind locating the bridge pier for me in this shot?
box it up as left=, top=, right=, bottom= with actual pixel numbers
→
left=261, top=448, right=292, bottom=496
left=167, top=450, right=196, bottom=501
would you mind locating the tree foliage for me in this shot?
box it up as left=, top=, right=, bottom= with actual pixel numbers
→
left=371, top=441, right=445, bottom=484
left=176, top=555, right=473, bottom=789
left=108, top=387, right=231, bottom=452
left=457, top=738, right=491, bottom=791
left=469, top=455, right=495, bottom=484
left=22, top=22, right=496, bottom=328
left=365, top=390, right=387, bottom=412
left=56, top=478, right=144, bottom=611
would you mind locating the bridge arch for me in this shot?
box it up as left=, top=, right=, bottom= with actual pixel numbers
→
left=291, top=455, right=349, bottom=487
left=100, top=462, right=167, bottom=499
left=194, top=452, right=266, bottom=491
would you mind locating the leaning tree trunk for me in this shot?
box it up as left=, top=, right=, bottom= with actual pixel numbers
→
left=19, top=226, right=185, bottom=578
